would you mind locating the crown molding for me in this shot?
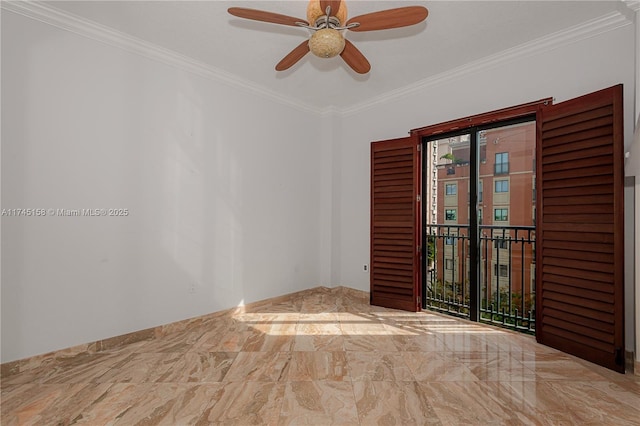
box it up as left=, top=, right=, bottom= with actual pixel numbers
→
left=341, top=10, right=632, bottom=116
left=623, top=1, right=640, bottom=13
left=1, top=0, right=324, bottom=115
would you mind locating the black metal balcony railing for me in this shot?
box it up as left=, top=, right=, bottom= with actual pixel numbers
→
left=424, top=224, right=535, bottom=333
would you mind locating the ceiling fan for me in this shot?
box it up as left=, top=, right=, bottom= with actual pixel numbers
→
left=228, top=0, right=429, bottom=74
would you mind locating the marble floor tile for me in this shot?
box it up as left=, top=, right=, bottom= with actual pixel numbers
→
left=523, top=359, right=611, bottom=381
left=93, top=352, right=182, bottom=383
left=347, top=352, right=414, bottom=381
left=416, top=381, right=546, bottom=425
left=3, top=287, right=639, bottom=425
left=146, top=383, right=225, bottom=425
left=403, top=352, right=479, bottom=382
left=391, top=334, right=447, bottom=352
left=134, top=330, right=205, bottom=353
left=279, top=381, right=359, bottom=425
left=353, top=380, right=442, bottom=425
left=288, top=352, right=349, bottom=381
left=186, top=381, right=285, bottom=425
left=293, top=334, right=345, bottom=352
left=498, top=381, right=596, bottom=425
left=544, top=381, right=640, bottom=424
left=1, top=383, right=117, bottom=425
left=223, top=352, right=291, bottom=382
left=191, top=329, right=253, bottom=352
left=343, top=335, right=400, bottom=352
left=293, top=317, right=345, bottom=352
left=453, top=351, right=537, bottom=382
left=158, top=352, right=237, bottom=383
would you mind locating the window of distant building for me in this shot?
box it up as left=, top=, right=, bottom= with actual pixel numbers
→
left=445, top=183, right=457, bottom=195
left=445, top=259, right=454, bottom=270
left=494, top=208, right=508, bottom=222
left=495, top=152, right=509, bottom=175
left=479, top=181, right=483, bottom=202
left=495, top=180, right=509, bottom=193
left=445, top=209, right=457, bottom=221
left=494, top=264, right=508, bottom=277
left=494, top=239, right=508, bottom=249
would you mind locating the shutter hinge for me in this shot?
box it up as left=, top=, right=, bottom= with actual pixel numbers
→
left=417, top=245, right=421, bottom=253
left=416, top=194, right=421, bottom=202
left=417, top=144, right=422, bottom=152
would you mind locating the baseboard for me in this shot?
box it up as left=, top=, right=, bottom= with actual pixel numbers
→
left=625, top=350, right=635, bottom=374
left=1, top=285, right=364, bottom=379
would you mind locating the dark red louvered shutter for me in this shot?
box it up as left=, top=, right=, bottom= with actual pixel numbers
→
left=537, top=85, right=625, bottom=372
left=370, top=136, right=421, bottom=311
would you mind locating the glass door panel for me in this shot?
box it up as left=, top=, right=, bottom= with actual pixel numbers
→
left=478, top=121, right=536, bottom=331
left=424, top=134, right=471, bottom=317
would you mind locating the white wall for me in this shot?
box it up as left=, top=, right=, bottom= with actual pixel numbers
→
left=1, top=12, right=324, bottom=362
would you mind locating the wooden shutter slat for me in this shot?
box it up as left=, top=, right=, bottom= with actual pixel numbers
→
left=542, top=325, right=613, bottom=353
left=543, top=204, right=612, bottom=214
left=542, top=175, right=613, bottom=189
left=543, top=282, right=614, bottom=303
left=543, top=273, right=614, bottom=294
left=544, top=299, right=614, bottom=324
left=543, top=184, right=613, bottom=198
left=537, top=85, right=624, bottom=372
left=542, top=231, right=614, bottom=244
left=544, top=153, right=611, bottom=171
left=543, top=194, right=613, bottom=206
left=541, top=116, right=612, bottom=140
left=543, top=248, right=614, bottom=263
left=541, top=127, right=612, bottom=150
left=541, top=105, right=613, bottom=132
left=542, top=318, right=614, bottom=346
left=542, top=291, right=613, bottom=314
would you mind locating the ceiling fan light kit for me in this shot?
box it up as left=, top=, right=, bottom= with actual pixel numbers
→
left=309, top=29, right=345, bottom=58
left=228, top=0, right=428, bottom=74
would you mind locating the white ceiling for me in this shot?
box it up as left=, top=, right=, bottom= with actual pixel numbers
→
left=44, top=1, right=629, bottom=110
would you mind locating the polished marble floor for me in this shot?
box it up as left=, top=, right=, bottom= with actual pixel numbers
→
left=2, top=287, right=640, bottom=425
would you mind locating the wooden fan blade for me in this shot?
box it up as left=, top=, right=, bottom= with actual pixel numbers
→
left=340, top=39, right=371, bottom=74
left=228, top=7, right=307, bottom=27
left=347, top=6, right=428, bottom=32
left=320, top=1, right=342, bottom=16
left=275, top=41, right=310, bottom=71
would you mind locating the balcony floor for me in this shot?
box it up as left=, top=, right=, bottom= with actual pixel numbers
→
left=2, top=287, right=639, bottom=425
